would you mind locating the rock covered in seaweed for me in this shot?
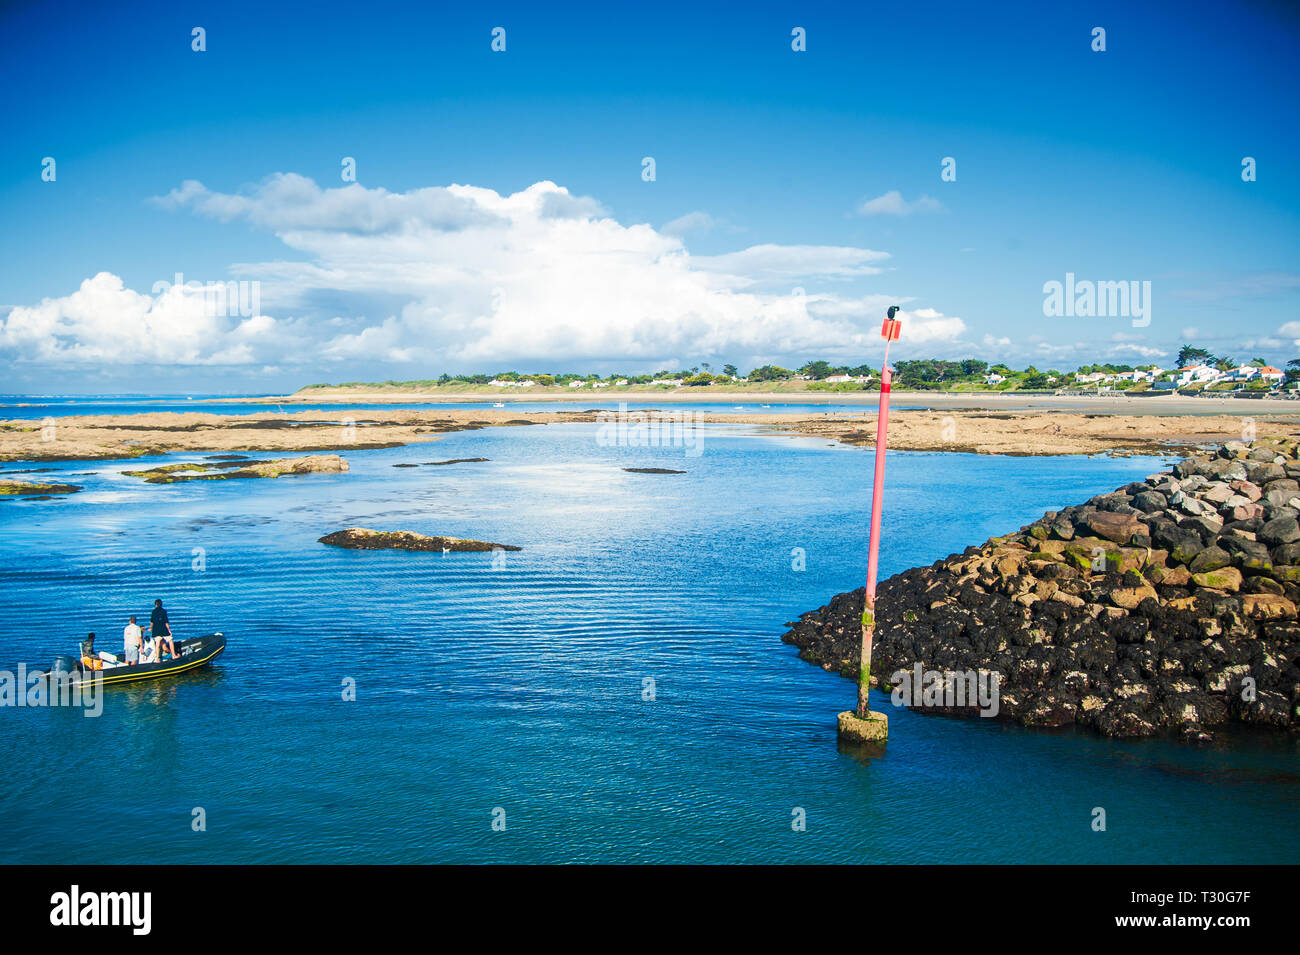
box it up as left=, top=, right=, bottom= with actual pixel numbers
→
left=125, top=454, right=349, bottom=483
left=0, top=479, right=82, bottom=496
left=318, top=527, right=521, bottom=552
left=782, top=437, right=1300, bottom=741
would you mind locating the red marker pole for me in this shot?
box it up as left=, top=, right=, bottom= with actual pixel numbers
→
left=857, top=309, right=901, bottom=720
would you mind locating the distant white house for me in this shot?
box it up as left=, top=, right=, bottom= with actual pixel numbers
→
left=568, top=380, right=586, bottom=388
left=1114, top=367, right=1159, bottom=382
left=1222, top=364, right=1285, bottom=385
left=985, top=373, right=1006, bottom=385
left=1172, top=364, right=1221, bottom=386
left=830, top=374, right=873, bottom=384
left=489, top=378, right=536, bottom=388
left=1114, top=369, right=1156, bottom=383
left=615, top=379, right=629, bottom=386
left=1223, top=364, right=1260, bottom=382
left=650, top=378, right=683, bottom=387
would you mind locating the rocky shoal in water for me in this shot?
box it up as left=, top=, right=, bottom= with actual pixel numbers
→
left=318, top=527, right=521, bottom=553
left=124, top=454, right=349, bottom=483
left=0, top=479, right=82, bottom=497
left=782, top=438, right=1300, bottom=741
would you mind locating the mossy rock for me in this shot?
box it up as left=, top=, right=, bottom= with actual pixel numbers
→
left=1192, top=567, right=1243, bottom=592
left=0, top=480, right=82, bottom=496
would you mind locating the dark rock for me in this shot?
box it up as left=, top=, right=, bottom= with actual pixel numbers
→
left=1049, top=518, right=1076, bottom=540
left=1189, top=546, right=1231, bottom=575
left=1162, top=527, right=1205, bottom=565
left=1183, top=515, right=1226, bottom=543
left=1260, top=514, right=1300, bottom=546
left=318, top=527, right=521, bottom=552
left=1132, top=491, right=1168, bottom=513
left=1246, top=576, right=1285, bottom=595
left=1248, top=463, right=1286, bottom=484
left=1219, top=536, right=1273, bottom=573
left=1223, top=517, right=1263, bottom=535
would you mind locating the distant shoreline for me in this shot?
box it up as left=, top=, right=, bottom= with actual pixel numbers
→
left=216, top=388, right=1300, bottom=417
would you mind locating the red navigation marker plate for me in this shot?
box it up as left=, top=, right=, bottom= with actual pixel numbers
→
left=881, top=317, right=901, bottom=340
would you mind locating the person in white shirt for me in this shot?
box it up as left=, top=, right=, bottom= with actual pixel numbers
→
left=123, top=616, right=144, bottom=665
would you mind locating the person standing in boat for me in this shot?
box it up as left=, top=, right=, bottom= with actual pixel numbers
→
left=123, top=616, right=144, bottom=665
left=149, top=599, right=176, bottom=660
left=80, top=632, right=103, bottom=671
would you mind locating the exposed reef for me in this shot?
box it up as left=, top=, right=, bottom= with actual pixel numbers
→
left=0, top=479, right=82, bottom=496
left=318, top=527, right=521, bottom=552
left=124, top=454, right=348, bottom=483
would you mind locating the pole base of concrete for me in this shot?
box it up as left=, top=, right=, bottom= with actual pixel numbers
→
left=837, top=710, right=889, bottom=743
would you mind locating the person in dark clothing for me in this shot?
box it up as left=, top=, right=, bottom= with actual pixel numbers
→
left=149, top=599, right=176, bottom=659
left=80, top=632, right=103, bottom=670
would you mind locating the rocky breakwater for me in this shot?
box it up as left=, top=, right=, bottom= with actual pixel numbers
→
left=782, top=438, right=1300, bottom=741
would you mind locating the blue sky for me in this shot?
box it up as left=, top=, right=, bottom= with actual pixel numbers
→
left=1, top=0, right=1297, bottom=393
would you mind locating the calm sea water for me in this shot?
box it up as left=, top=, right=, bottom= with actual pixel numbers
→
left=1, top=421, right=1296, bottom=864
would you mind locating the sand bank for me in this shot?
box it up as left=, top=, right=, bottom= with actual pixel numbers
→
left=2, top=406, right=1298, bottom=462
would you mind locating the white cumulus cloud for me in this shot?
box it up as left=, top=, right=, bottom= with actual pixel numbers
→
left=661, top=211, right=716, bottom=236
left=856, top=190, right=945, bottom=216
left=2, top=175, right=967, bottom=369
left=0, top=272, right=288, bottom=366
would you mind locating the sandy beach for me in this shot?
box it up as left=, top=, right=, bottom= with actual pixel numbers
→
left=775, top=410, right=1300, bottom=456
left=4, top=405, right=1299, bottom=462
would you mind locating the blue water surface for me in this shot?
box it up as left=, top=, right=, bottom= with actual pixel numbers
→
left=0, top=420, right=1295, bottom=864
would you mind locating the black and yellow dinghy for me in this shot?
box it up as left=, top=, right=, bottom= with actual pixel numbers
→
left=45, top=633, right=227, bottom=688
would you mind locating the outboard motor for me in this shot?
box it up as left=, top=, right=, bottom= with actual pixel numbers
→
left=51, top=654, right=79, bottom=685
